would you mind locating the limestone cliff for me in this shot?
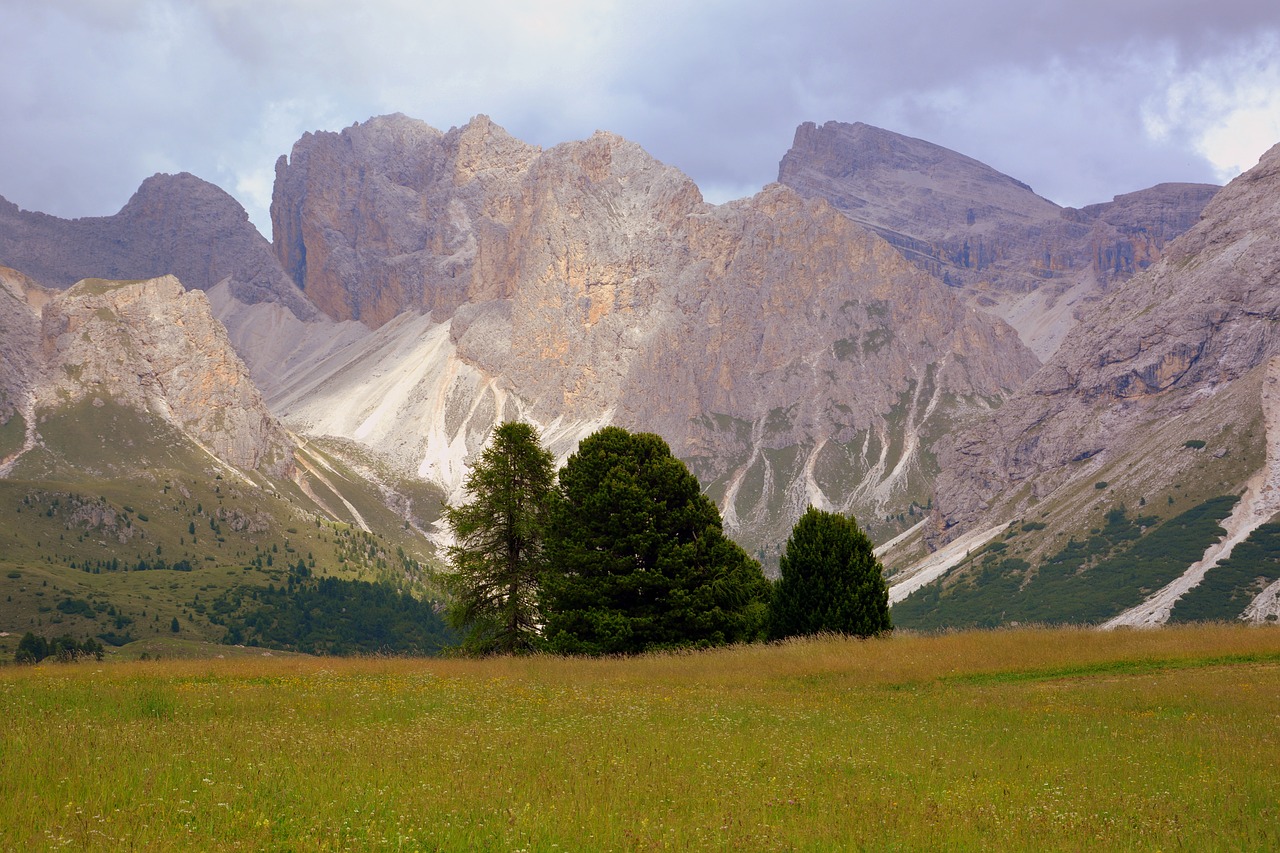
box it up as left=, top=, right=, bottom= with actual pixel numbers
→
left=265, top=115, right=1040, bottom=553
left=271, top=113, right=542, bottom=327
left=35, top=275, right=294, bottom=475
left=778, top=121, right=1218, bottom=358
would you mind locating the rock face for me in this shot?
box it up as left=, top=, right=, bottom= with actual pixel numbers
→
left=778, top=121, right=1218, bottom=357
left=0, top=173, right=314, bottom=319
left=933, top=141, right=1280, bottom=538
left=34, top=276, right=294, bottom=474
left=272, top=113, right=543, bottom=327
left=0, top=266, right=49, bottom=445
left=266, top=115, right=1040, bottom=553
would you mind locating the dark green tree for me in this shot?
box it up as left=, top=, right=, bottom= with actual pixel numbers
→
left=770, top=506, right=891, bottom=639
left=444, top=422, right=556, bottom=655
left=541, top=426, right=770, bottom=655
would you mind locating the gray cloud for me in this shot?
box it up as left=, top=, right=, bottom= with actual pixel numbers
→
left=2, top=0, right=1278, bottom=235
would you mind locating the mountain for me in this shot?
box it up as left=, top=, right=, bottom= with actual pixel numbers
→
left=7, top=110, right=1265, bottom=633
left=0, top=266, right=50, bottom=465
left=0, top=274, right=447, bottom=653
left=778, top=121, right=1218, bottom=358
left=886, top=142, right=1280, bottom=628
left=263, top=115, right=1039, bottom=557
left=0, top=173, right=316, bottom=321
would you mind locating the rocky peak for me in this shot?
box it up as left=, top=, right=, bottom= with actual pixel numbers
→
left=0, top=174, right=313, bottom=319
left=272, top=114, right=544, bottom=326
left=778, top=120, right=1218, bottom=358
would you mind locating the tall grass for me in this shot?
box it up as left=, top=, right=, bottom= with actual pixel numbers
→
left=3, top=624, right=1279, bottom=850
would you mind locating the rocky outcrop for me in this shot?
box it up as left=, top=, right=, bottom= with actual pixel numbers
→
left=265, top=115, right=1040, bottom=552
left=37, top=275, right=295, bottom=474
left=778, top=121, right=1218, bottom=357
left=271, top=113, right=542, bottom=327
left=0, top=173, right=314, bottom=319
left=0, top=266, right=48, bottom=449
left=932, top=141, right=1280, bottom=537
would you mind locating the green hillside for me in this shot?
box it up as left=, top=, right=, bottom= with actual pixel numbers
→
left=0, top=398, right=451, bottom=658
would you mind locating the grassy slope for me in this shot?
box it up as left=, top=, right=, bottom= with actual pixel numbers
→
left=0, top=398, right=445, bottom=655
left=890, top=364, right=1271, bottom=628
left=1, top=624, right=1278, bottom=851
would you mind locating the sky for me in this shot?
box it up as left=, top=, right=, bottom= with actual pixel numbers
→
left=3, top=0, right=1279, bottom=237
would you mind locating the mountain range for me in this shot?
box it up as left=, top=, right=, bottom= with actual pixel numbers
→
left=3, top=110, right=1277, bottom=646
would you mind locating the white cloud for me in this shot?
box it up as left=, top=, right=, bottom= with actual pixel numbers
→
left=1142, top=34, right=1280, bottom=180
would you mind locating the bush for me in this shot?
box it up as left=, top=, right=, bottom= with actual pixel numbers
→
left=15, top=632, right=104, bottom=663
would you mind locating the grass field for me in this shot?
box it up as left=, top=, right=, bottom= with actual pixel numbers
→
left=3, top=624, right=1279, bottom=851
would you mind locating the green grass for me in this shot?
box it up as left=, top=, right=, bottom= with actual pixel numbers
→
left=0, top=395, right=448, bottom=653
left=1, top=624, right=1278, bottom=850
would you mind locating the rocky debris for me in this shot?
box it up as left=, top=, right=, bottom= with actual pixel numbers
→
left=778, top=121, right=1218, bottom=357
left=68, top=501, right=137, bottom=544
left=266, top=115, right=1040, bottom=550
left=215, top=505, right=271, bottom=534
left=932, top=141, right=1280, bottom=540
left=0, top=173, right=314, bottom=319
left=37, top=275, right=295, bottom=475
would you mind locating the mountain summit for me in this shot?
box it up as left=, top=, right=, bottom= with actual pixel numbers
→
left=779, top=120, right=1218, bottom=357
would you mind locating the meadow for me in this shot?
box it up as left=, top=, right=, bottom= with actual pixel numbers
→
left=2, top=624, right=1279, bottom=851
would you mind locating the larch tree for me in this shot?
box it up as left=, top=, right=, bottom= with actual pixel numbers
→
left=444, top=421, right=555, bottom=655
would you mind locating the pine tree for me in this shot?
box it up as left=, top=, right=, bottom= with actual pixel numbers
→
left=770, top=506, right=891, bottom=639
left=541, top=426, right=770, bottom=655
left=444, top=422, right=556, bottom=655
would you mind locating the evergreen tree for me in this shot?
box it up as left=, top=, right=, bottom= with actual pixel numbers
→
left=542, top=426, right=770, bottom=655
left=444, top=421, right=556, bottom=655
left=770, top=506, right=891, bottom=639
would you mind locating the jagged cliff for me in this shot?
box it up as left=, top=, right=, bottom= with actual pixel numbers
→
left=264, top=115, right=1040, bottom=553
left=271, top=113, right=543, bottom=327
left=6, top=275, right=294, bottom=477
left=778, top=121, right=1218, bottom=358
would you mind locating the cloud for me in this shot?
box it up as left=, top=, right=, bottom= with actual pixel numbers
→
left=1143, top=33, right=1280, bottom=180
left=1, top=0, right=1278, bottom=235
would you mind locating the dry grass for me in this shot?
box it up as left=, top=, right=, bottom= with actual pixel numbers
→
left=3, top=623, right=1279, bottom=850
